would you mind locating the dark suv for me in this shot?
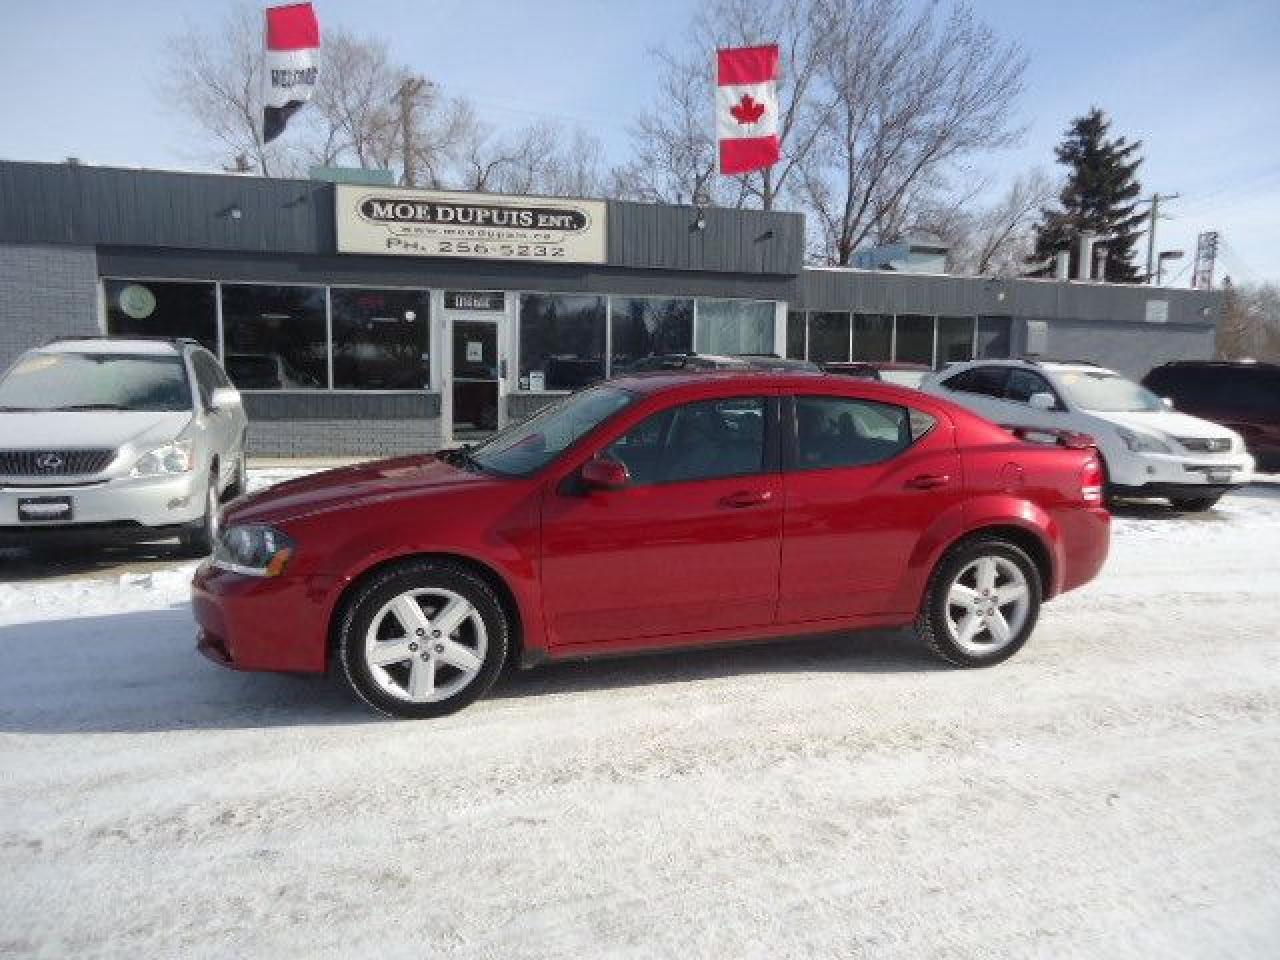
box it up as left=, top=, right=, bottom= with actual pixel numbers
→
left=1142, top=361, right=1280, bottom=471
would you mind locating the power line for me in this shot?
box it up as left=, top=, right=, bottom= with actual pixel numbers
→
left=1137, top=192, right=1180, bottom=284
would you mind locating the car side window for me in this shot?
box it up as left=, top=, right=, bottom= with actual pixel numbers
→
left=794, top=396, right=932, bottom=470
left=605, top=397, right=766, bottom=485
left=1005, top=369, right=1056, bottom=406
left=189, top=352, right=217, bottom=409
left=943, top=365, right=1008, bottom=398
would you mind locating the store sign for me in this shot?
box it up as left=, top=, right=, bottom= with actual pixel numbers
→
left=1144, top=300, right=1169, bottom=324
left=336, top=185, right=606, bottom=263
left=445, top=291, right=505, bottom=311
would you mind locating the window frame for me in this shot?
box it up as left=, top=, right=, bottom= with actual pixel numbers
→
left=781, top=393, right=934, bottom=473
left=598, top=394, right=781, bottom=487
left=942, top=364, right=1011, bottom=399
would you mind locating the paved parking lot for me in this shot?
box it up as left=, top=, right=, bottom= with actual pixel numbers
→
left=2, top=475, right=1278, bottom=958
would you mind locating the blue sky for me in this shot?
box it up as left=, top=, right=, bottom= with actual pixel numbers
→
left=1, top=0, right=1277, bottom=283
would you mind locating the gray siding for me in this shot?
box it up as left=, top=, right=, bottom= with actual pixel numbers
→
left=1041, top=320, right=1215, bottom=380
left=606, top=200, right=802, bottom=276
left=0, top=243, right=98, bottom=371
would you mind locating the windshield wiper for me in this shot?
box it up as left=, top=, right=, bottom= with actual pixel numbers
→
left=440, top=443, right=485, bottom=473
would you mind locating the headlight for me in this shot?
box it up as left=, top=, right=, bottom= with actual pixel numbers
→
left=1116, top=427, right=1172, bottom=454
left=131, top=439, right=194, bottom=477
left=212, top=524, right=295, bottom=577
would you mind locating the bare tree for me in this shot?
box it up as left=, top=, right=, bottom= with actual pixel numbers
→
left=1219, top=280, right=1280, bottom=361
left=799, top=1, right=1027, bottom=264
left=455, top=120, right=606, bottom=197
left=915, top=169, right=1057, bottom=275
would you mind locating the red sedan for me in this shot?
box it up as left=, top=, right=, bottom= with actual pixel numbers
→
left=193, top=372, right=1110, bottom=719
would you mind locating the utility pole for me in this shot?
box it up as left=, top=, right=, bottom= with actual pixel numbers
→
left=1140, top=192, right=1180, bottom=284
left=394, top=76, right=428, bottom=187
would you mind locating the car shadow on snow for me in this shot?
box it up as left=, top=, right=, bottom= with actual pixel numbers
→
left=0, top=542, right=194, bottom=582
left=0, top=606, right=939, bottom=733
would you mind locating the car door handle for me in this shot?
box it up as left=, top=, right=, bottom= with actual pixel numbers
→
left=905, top=473, right=951, bottom=490
left=719, top=490, right=774, bottom=508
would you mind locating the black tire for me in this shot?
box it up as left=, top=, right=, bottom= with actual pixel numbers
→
left=338, top=560, right=509, bottom=719
left=179, top=468, right=221, bottom=557
left=1170, top=495, right=1221, bottom=512
left=916, top=537, right=1043, bottom=668
left=224, top=453, right=248, bottom=501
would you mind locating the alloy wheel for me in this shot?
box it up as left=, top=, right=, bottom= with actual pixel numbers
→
left=364, top=588, right=488, bottom=703
left=943, top=555, right=1031, bottom=656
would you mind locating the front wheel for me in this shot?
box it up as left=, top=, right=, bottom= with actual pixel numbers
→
left=338, top=561, right=509, bottom=719
left=179, top=468, right=221, bottom=557
left=917, top=539, right=1042, bottom=667
left=1170, top=494, right=1221, bottom=512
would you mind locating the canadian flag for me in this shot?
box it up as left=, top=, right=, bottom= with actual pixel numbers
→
left=263, top=3, right=321, bottom=144
left=716, top=44, right=781, bottom=176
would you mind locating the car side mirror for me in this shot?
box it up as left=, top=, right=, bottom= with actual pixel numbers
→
left=210, top=386, right=242, bottom=410
left=1028, top=392, right=1056, bottom=411
left=581, top=455, right=630, bottom=491
left=1162, top=396, right=1174, bottom=409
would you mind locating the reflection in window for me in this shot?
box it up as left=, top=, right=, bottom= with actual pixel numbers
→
left=221, top=284, right=328, bottom=389
left=807, top=312, right=851, bottom=363
left=937, top=316, right=976, bottom=365
left=695, top=299, right=776, bottom=356
left=853, top=314, right=892, bottom=361
left=786, top=311, right=807, bottom=359
left=103, top=279, right=218, bottom=355
left=795, top=396, right=916, bottom=470
left=894, top=315, right=934, bottom=365
left=607, top=397, right=766, bottom=485
left=976, top=316, right=1012, bottom=358
left=609, top=297, right=694, bottom=373
left=519, top=294, right=606, bottom=391
left=331, top=288, right=430, bottom=390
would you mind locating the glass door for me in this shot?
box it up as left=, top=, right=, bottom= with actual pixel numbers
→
left=450, top=318, right=502, bottom=440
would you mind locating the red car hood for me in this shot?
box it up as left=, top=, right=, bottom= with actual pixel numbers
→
left=226, top=454, right=496, bottom=526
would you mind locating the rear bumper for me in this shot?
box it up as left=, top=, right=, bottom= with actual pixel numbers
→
left=1053, top=505, right=1111, bottom=596
left=1109, top=481, right=1240, bottom=501
left=192, top=561, right=336, bottom=673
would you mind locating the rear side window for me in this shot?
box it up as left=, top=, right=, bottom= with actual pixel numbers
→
left=1005, top=368, right=1057, bottom=406
left=794, top=396, right=934, bottom=470
left=1146, top=366, right=1214, bottom=406
left=943, top=365, right=1008, bottom=398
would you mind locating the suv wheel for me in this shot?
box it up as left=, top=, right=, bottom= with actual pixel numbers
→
left=180, top=468, right=221, bottom=557
left=338, top=561, right=509, bottom=719
left=917, top=538, right=1042, bottom=667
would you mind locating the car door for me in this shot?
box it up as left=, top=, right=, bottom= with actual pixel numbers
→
left=540, top=393, right=783, bottom=649
left=778, top=392, right=964, bottom=622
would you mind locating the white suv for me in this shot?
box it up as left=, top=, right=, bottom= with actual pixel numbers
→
left=922, top=359, right=1255, bottom=511
left=0, top=337, right=249, bottom=553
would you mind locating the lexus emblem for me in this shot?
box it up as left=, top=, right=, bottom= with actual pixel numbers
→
left=35, top=453, right=64, bottom=472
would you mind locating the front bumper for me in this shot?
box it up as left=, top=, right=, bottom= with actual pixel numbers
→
left=1106, top=449, right=1254, bottom=491
left=0, top=472, right=206, bottom=545
left=192, top=561, right=335, bottom=673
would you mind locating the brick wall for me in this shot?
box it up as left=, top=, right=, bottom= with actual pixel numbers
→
left=0, top=243, right=98, bottom=370
left=248, top=418, right=444, bottom=457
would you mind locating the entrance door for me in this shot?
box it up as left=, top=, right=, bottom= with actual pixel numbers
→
left=450, top=319, right=502, bottom=441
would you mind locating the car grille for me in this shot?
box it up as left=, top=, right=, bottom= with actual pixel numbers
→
left=0, top=449, right=117, bottom=477
left=1176, top=437, right=1231, bottom=454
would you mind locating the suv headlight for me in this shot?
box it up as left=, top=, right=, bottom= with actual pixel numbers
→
left=1116, top=426, right=1172, bottom=454
left=131, top=439, right=195, bottom=477
left=212, top=524, right=295, bottom=577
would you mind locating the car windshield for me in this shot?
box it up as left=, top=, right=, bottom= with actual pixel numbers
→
left=0, top=351, right=191, bottom=413
left=467, top=385, right=635, bottom=476
left=1055, top=370, right=1164, bottom=412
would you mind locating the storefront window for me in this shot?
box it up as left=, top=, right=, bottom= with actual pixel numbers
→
left=807, top=312, right=851, bottom=363
left=221, top=284, right=328, bottom=389
left=785, top=311, right=806, bottom=359
left=936, top=316, right=976, bottom=366
left=609, top=296, right=694, bottom=373
left=519, top=293, right=606, bottom=391
left=695, top=299, right=775, bottom=356
left=103, top=279, right=218, bottom=355
left=894, top=315, right=935, bottom=366
left=331, top=288, right=430, bottom=390
left=977, top=316, right=1012, bottom=358
left=852, top=314, right=892, bottom=361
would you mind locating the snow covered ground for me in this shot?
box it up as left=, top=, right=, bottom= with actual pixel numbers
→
left=2, top=471, right=1279, bottom=958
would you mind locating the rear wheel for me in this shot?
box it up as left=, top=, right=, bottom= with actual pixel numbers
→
left=917, top=538, right=1042, bottom=667
left=338, top=561, right=509, bottom=719
left=1170, top=494, right=1221, bottom=512
left=179, top=468, right=221, bottom=557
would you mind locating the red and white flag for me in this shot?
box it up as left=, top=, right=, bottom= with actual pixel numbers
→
left=263, top=2, right=321, bottom=144
left=716, top=44, right=781, bottom=176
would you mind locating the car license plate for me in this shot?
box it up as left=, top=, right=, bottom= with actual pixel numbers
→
left=1208, top=470, right=1232, bottom=483
left=18, top=496, right=73, bottom=523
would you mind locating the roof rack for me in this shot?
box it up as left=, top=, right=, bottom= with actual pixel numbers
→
left=1019, top=355, right=1101, bottom=367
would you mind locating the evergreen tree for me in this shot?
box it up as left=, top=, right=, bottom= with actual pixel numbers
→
left=1029, top=107, right=1147, bottom=282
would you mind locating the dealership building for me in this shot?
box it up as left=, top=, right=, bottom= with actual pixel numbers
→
left=0, top=160, right=1221, bottom=457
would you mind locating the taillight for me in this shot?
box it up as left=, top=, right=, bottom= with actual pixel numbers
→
left=1080, top=457, right=1105, bottom=504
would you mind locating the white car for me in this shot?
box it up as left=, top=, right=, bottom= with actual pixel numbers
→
left=0, top=337, right=248, bottom=553
left=921, top=359, right=1254, bottom=511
